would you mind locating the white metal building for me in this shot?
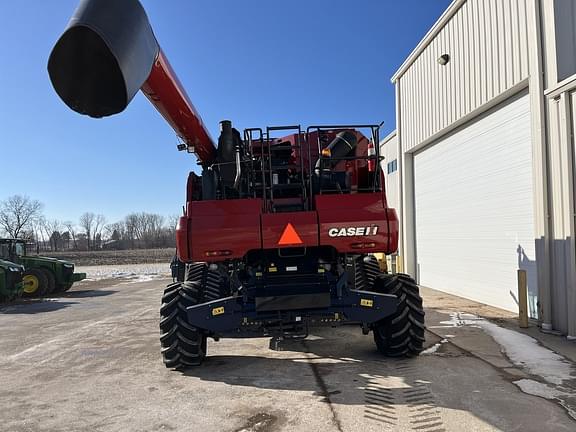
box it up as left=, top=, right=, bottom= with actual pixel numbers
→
left=380, top=131, right=399, bottom=211
left=387, top=0, right=576, bottom=337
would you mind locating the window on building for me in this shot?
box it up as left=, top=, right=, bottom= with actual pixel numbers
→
left=555, top=0, right=576, bottom=81
left=387, top=159, right=398, bottom=174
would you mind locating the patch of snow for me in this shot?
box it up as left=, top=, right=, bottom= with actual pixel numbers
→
left=118, top=274, right=165, bottom=284
left=76, top=263, right=171, bottom=281
left=514, top=379, right=563, bottom=400
left=514, top=379, right=576, bottom=420
left=422, top=339, right=449, bottom=355
left=440, top=312, right=575, bottom=386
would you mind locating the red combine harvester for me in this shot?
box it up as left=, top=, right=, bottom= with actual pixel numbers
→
left=48, top=0, right=424, bottom=368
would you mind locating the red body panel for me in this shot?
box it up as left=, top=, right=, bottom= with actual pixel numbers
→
left=261, top=211, right=319, bottom=249
left=141, top=50, right=217, bottom=164
left=315, top=193, right=398, bottom=255
left=177, top=199, right=262, bottom=262
left=177, top=193, right=399, bottom=263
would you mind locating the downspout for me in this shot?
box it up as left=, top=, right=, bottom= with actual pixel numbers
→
left=528, top=0, right=553, bottom=330
left=395, top=82, right=405, bottom=271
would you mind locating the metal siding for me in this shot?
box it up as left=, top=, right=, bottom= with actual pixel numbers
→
left=456, top=7, right=464, bottom=119
left=497, top=0, right=507, bottom=92
left=547, top=97, right=567, bottom=332
left=490, top=0, right=501, bottom=97
left=570, top=92, right=576, bottom=337
left=546, top=93, right=576, bottom=334
left=399, top=0, right=532, bottom=153
left=518, top=0, right=530, bottom=78
left=380, top=134, right=400, bottom=211
left=413, top=94, right=537, bottom=315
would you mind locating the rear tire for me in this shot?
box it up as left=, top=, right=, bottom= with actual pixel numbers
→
left=371, top=273, right=425, bottom=357
left=159, top=263, right=228, bottom=369
left=57, top=283, right=74, bottom=292
left=160, top=281, right=206, bottom=368
left=352, top=255, right=381, bottom=291
left=43, top=270, right=56, bottom=294
left=54, top=282, right=73, bottom=293
left=22, top=269, right=49, bottom=297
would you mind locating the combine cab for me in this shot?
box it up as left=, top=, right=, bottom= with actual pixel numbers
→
left=49, top=0, right=425, bottom=368
left=0, top=239, right=86, bottom=296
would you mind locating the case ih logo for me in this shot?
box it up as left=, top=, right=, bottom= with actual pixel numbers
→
left=328, top=226, right=379, bottom=237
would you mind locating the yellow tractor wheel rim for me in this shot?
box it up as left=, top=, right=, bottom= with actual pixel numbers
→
left=23, top=275, right=39, bottom=294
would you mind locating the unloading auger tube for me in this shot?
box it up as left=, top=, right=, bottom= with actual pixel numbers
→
left=47, top=0, right=217, bottom=165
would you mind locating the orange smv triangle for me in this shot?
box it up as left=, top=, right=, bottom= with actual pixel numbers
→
left=278, top=223, right=303, bottom=246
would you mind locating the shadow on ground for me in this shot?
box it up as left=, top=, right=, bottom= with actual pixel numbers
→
left=59, top=289, right=117, bottom=299
left=0, top=300, right=78, bottom=314
left=177, top=326, right=575, bottom=431
left=0, top=290, right=117, bottom=313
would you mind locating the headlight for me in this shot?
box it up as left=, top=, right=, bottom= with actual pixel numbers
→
left=63, top=263, right=74, bottom=268
left=9, top=267, right=21, bottom=272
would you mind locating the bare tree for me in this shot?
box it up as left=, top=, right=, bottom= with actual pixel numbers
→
left=30, top=218, right=45, bottom=247
left=0, top=195, right=43, bottom=239
left=168, top=214, right=179, bottom=231
left=104, top=221, right=126, bottom=248
left=64, top=221, right=78, bottom=250
left=42, top=219, right=63, bottom=251
left=79, top=212, right=95, bottom=250
left=92, top=214, right=106, bottom=249
left=61, top=231, right=71, bottom=250
left=125, top=213, right=138, bottom=249
left=122, top=212, right=171, bottom=248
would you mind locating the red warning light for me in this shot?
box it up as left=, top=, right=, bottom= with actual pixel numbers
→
left=278, top=223, right=303, bottom=245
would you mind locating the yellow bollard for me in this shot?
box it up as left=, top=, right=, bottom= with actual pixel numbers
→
left=518, top=269, right=529, bottom=328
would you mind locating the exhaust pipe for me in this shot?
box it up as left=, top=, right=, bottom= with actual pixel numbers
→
left=48, top=0, right=216, bottom=164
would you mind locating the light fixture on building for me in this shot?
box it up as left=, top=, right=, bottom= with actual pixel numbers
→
left=438, top=54, right=450, bottom=65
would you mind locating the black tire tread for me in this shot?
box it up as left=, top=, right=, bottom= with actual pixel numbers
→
left=371, top=273, right=425, bottom=357
left=159, top=281, right=205, bottom=368
left=23, top=268, right=49, bottom=297
left=42, top=269, right=57, bottom=294
left=159, top=263, right=228, bottom=369
left=353, top=255, right=381, bottom=291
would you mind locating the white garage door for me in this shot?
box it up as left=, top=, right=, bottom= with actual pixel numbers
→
left=414, top=93, right=538, bottom=315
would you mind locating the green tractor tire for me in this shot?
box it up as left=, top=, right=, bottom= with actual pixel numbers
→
left=44, top=270, right=56, bottom=294
left=22, top=269, right=49, bottom=297
left=54, top=283, right=73, bottom=293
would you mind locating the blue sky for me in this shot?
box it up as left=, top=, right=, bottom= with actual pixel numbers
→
left=0, top=0, right=451, bottom=224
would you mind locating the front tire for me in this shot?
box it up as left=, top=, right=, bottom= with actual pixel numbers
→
left=43, top=270, right=56, bottom=294
left=371, top=273, right=425, bottom=357
left=56, top=283, right=74, bottom=293
left=160, top=282, right=207, bottom=368
left=22, top=269, right=49, bottom=297
left=159, top=263, right=228, bottom=369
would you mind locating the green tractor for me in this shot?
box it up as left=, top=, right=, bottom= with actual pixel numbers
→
left=0, top=239, right=86, bottom=296
left=0, top=259, right=25, bottom=302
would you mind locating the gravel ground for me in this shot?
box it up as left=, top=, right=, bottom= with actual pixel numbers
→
left=0, top=278, right=575, bottom=432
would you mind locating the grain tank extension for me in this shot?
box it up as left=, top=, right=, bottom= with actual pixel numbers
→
left=49, top=0, right=425, bottom=368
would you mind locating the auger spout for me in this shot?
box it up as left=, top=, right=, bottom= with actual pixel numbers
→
left=48, top=0, right=216, bottom=164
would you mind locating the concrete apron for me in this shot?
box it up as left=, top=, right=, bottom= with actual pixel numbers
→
left=422, top=286, right=576, bottom=423
left=0, top=278, right=575, bottom=431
